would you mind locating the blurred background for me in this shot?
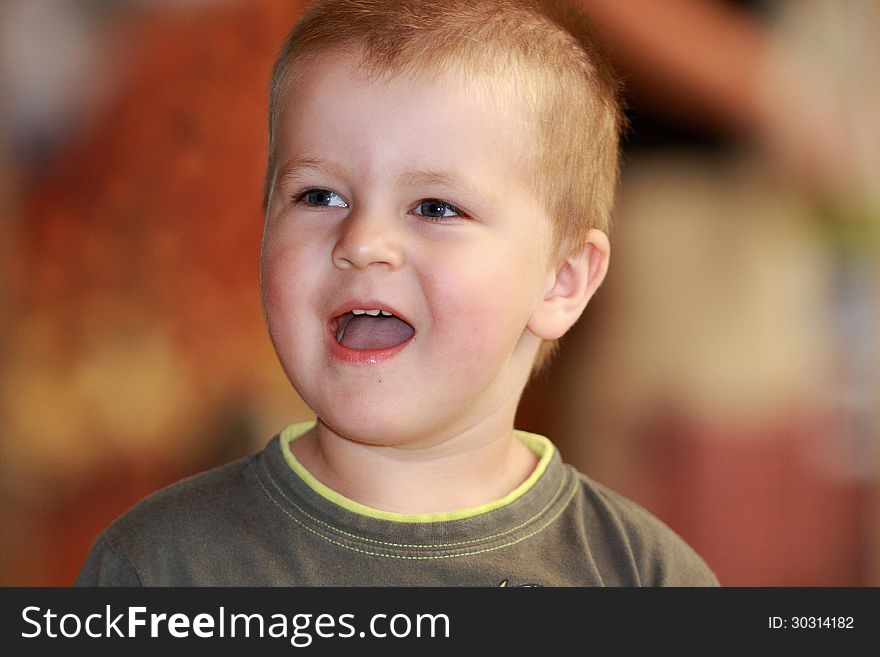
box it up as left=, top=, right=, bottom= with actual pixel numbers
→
left=1, top=0, right=878, bottom=586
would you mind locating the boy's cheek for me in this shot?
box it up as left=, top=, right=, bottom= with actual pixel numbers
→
left=435, top=293, right=533, bottom=360
left=261, top=235, right=312, bottom=285
left=260, top=255, right=312, bottom=331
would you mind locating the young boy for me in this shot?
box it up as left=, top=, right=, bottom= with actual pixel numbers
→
left=76, top=0, right=718, bottom=586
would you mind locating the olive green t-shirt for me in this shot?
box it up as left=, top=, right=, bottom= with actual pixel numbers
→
left=76, top=422, right=719, bottom=587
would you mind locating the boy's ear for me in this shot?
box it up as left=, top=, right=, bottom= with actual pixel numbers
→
left=528, top=228, right=610, bottom=340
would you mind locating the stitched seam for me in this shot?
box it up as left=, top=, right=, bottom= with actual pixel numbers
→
left=255, top=466, right=579, bottom=559
left=101, top=533, right=145, bottom=586
left=260, top=457, right=569, bottom=549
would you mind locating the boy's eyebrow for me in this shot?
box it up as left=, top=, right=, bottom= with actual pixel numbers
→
left=275, top=157, right=356, bottom=185
left=397, top=170, right=496, bottom=205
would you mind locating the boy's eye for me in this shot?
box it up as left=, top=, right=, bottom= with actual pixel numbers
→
left=301, top=189, right=348, bottom=208
left=412, top=199, right=462, bottom=219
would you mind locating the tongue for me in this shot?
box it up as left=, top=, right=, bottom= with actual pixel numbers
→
left=340, top=315, right=415, bottom=350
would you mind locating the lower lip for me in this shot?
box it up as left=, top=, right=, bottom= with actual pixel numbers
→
left=325, top=326, right=414, bottom=364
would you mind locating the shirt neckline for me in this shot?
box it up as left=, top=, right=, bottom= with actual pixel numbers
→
left=277, top=420, right=555, bottom=523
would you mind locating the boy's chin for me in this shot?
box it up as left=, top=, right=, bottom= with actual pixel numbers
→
left=315, top=410, right=439, bottom=448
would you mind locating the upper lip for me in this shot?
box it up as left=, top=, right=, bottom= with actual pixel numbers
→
left=328, top=300, right=415, bottom=329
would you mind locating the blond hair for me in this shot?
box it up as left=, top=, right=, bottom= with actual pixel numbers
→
left=263, top=0, right=623, bottom=370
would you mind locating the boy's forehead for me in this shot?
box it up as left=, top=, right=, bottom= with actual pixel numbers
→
left=279, top=47, right=537, bottom=130
left=276, top=50, right=538, bottom=165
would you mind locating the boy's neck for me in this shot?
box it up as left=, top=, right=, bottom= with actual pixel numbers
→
left=291, top=414, right=539, bottom=515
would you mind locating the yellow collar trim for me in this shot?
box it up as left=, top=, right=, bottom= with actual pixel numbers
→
left=278, top=421, right=555, bottom=523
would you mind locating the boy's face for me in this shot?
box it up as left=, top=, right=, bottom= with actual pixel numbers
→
left=262, top=50, right=559, bottom=446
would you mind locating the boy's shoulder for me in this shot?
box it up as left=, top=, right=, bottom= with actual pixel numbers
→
left=75, top=448, right=267, bottom=585
left=567, top=466, right=719, bottom=586
left=111, top=451, right=259, bottom=532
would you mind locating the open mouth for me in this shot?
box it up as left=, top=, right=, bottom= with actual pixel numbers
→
left=333, top=309, right=415, bottom=351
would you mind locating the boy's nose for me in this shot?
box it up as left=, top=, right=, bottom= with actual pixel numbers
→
left=331, top=209, right=405, bottom=270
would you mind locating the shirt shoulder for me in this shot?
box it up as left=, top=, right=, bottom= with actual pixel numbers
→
left=570, top=469, right=720, bottom=586
left=75, top=450, right=263, bottom=586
